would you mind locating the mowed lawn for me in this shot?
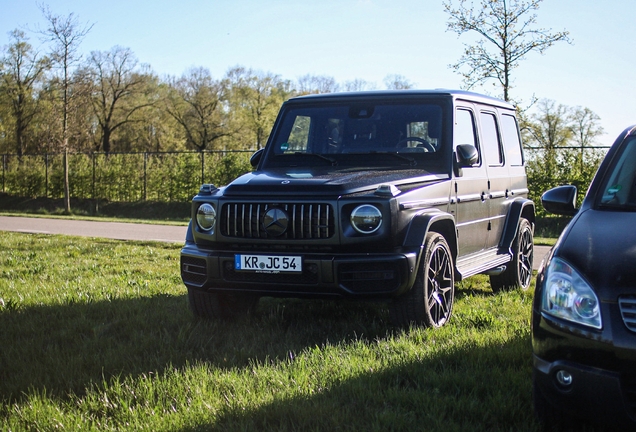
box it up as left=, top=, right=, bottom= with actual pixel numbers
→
left=0, top=232, right=542, bottom=431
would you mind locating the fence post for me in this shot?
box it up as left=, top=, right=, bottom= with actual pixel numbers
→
left=92, top=153, right=96, bottom=200
left=2, top=154, right=5, bottom=193
left=45, top=154, right=49, bottom=198
left=201, top=151, right=205, bottom=186
left=143, top=152, right=148, bottom=201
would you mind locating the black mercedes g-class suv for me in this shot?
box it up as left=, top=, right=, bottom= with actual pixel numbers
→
left=180, top=90, right=535, bottom=327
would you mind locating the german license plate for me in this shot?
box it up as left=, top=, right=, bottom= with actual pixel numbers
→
left=235, top=254, right=302, bottom=273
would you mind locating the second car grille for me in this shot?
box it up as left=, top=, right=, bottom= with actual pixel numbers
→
left=220, top=203, right=335, bottom=240
left=619, top=295, right=636, bottom=333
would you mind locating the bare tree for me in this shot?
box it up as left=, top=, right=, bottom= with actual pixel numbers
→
left=569, top=106, right=604, bottom=174
left=296, top=74, right=339, bottom=95
left=569, top=106, right=604, bottom=149
left=342, top=78, right=376, bottom=92
left=383, top=74, right=414, bottom=90
left=444, top=0, right=570, bottom=101
left=524, top=100, right=604, bottom=212
left=225, top=66, right=292, bottom=149
left=87, top=46, right=155, bottom=153
left=0, top=29, right=50, bottom=156
left=525, top=99, right=572, bottom=151
left=164, top=67, right=228, bottom=151
left=38, top=4, right=92, bottom=212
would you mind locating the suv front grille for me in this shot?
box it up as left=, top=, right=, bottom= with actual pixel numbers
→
left=619, top=295, right=636, bottom=333
left=221, top=203, right=335, bottom=240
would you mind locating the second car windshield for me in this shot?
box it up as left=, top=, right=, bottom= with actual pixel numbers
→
left=265, top=101, right=444, bottom=168
left=598, top=136, right=636, bottom=210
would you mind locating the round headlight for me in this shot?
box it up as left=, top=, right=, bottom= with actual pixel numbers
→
left=196, top=203, right=216, bottom=232
left=350, top=204, right=382, bottom=234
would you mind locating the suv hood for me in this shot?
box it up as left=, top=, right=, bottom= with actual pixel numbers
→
left=223, top=168, right=449, bottom=197
left=556, top=208, right=636, bottom=299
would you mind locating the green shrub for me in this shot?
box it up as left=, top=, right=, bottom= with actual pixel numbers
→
left=1, top=150, right=253, bottom=203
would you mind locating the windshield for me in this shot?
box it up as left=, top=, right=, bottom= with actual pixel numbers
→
left=598, top=136, right=636, bottom=210
left=263, top=101, right=445, bottom=169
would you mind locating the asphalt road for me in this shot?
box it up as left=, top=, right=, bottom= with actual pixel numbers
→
left=0, top=215, right=187, bottom=243
left=0, top=215, right=550, bottom=270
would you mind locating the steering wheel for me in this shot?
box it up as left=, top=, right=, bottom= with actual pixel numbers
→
left=396, top=137, right=435, bottom=152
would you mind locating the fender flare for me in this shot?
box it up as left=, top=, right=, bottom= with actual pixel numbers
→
left=499, top=198, right=535, bottom=252
left=402, top=209, right=458, bottom=288
left=403, top=209, right=457, bottom=251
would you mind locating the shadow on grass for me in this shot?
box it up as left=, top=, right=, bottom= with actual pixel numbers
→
left=184, top=332, right=541, bottom=432
left=0, top=289, right=570, bottom=431
left=179, top=323, right=605, bottom=432
left=0, top=294, right=392, bottom=403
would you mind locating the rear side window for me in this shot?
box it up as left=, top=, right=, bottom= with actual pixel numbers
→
left=501, top=114, right=524, bottom=166
left=480, top=112, right=503, bottom=166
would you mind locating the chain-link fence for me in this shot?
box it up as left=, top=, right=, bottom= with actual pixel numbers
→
left=1, top=150, right=254, bottom=203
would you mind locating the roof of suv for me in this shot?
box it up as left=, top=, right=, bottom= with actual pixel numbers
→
left=288, top=89, right=515, bottom=110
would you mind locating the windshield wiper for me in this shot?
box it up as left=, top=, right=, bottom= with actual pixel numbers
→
left=369, top=151, right=417, bottom=167
left=282, top=152, right=337, bottom=166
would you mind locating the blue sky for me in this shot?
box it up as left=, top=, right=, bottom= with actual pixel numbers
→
left=1, top=0, right=634, bottom=143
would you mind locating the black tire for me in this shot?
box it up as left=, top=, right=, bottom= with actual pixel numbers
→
left=390, top=232, right=455, bottom=328
left=490, top=218, right=533, bottom=293
left=187, top=287, right=258, bottom=320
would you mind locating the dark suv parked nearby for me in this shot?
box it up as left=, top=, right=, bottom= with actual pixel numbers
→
left=533, top=125, right=636, bottom=429
left=180, top=90, right=534, bottom=327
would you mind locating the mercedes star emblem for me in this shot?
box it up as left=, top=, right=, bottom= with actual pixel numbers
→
left=262, top=208, right=289, bottom=236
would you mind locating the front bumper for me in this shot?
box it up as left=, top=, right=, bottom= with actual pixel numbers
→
left=180, top=244, right=418, bottom=298
left=533, top=355, right=636, bottom=427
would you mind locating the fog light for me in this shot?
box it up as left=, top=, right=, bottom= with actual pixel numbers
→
left=556, top=370, right=573, bottom=387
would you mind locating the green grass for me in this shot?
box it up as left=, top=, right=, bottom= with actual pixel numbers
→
left=534, top=236, right=557, bottom=247
left=0, top=232, right=542, bottom=431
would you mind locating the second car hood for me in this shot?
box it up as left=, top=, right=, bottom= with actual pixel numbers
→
left=556, top=208, right=636, bottom=298
left=223, top=168, right=449, bottom=197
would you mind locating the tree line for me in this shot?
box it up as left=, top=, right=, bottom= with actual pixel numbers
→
left=0, top=12, right=415, bottom=158
left=0, top=1, right=608, bottom=217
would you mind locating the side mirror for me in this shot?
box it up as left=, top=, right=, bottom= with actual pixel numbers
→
left=250, top=148, right=264, bottom=168
left=541, top=185, right=578, bottom=216
left=456, top=144, right=479, bottom=167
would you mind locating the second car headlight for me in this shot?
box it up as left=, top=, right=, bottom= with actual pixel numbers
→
left=542, top=257, right=601, bottom=329
left=196, top=203, right=216, bottom=232
left=350, top=204, right=382, bottom=234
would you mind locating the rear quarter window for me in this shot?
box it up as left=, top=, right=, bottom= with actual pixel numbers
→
left=500, top=114, right=524, bottom=166
left=479, top=112, right=503, bottom=166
